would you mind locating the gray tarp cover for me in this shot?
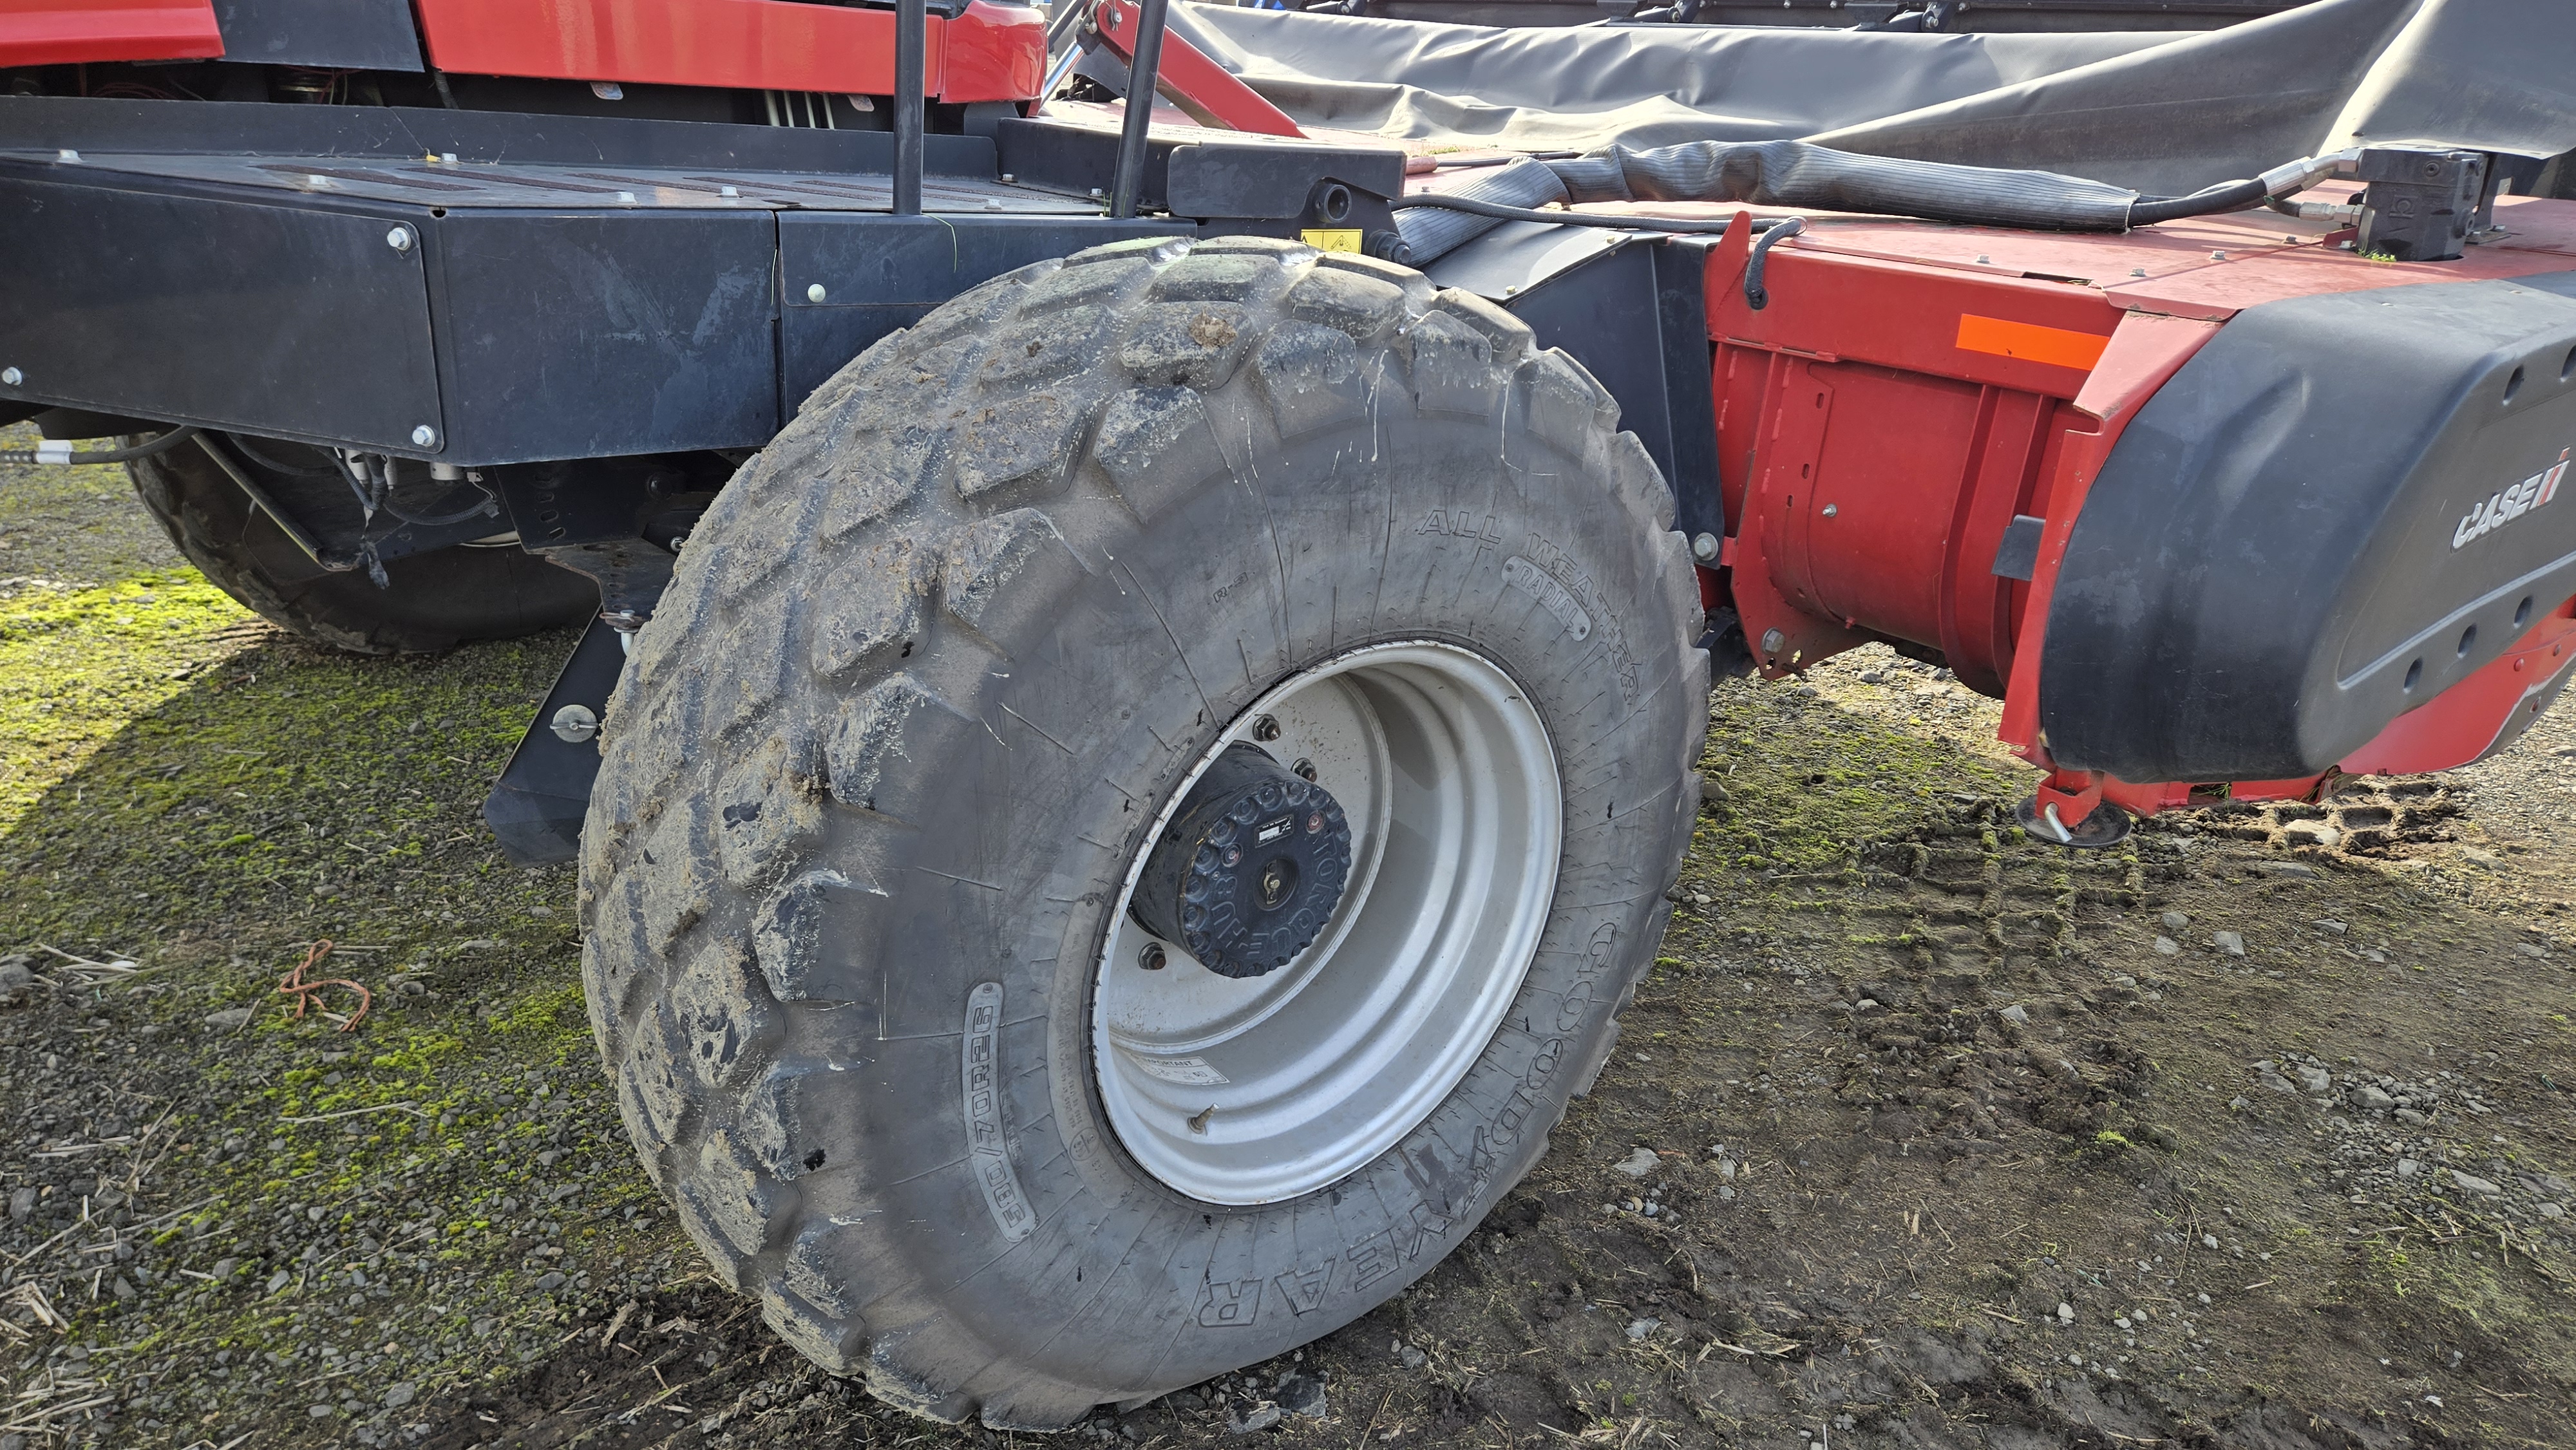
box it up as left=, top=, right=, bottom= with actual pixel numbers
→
left=1166, top=0, right=2576, bottom=194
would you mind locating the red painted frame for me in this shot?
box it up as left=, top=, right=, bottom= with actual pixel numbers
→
left=0, top=0, right=222, bottom=68
left=415, top=0, right=1049, bottom=104
left=1089, top=0, right=1300, bottom=137
left=1686, top=193, right=2576, bottom=823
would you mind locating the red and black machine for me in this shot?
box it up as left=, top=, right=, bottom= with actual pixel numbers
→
left=3, top=0, right=2575, bottom=1426
left=3, top=0, right=2566, bottom=852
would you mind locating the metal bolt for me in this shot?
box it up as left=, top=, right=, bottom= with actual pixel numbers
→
left=2129, top=267, right=2147, bottom=278
left=1293, top=758, right=1317, bottom=782
left=410, top=424, right=439, bottom=448
left=2209, top=249, right=2228, bottom=261
left=1974, top=254, right=1990, bottom=265
left=806, top=282, right=828, bottom=303
left=386, top=225, right=414, bottom=252
left=1821, top=504, right=1839, bottom=518
left=1691, top=532, right=1721, bottom=561
left=1251, top=715, right=1282, bottom=742
left=999, top=173, right=1016, bottom=184
left=0, top=367, right=19, bottom=388
left=1760, top=627, right=1786, bottom=654
left=1138, top=941, right=1168, bottom=971
left=549, top=703, right=600, bottom=744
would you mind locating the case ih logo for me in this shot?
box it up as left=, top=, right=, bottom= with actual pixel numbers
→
left=2454, top=447, right=2568, bottom=549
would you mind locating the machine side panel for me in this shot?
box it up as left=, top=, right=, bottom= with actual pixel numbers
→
left=778, top=212, right=1188, bottom=411
left=0, top=0, right=222, bottom=67
left=428, top=209, right=781, bottom=464
left=415, top=0, right=951, bottom=98
left=2041, top=270, right=2576, bottom=781
left=0, top=173, right=439, bottom=451
left=212, top=0, right=421, bottom=71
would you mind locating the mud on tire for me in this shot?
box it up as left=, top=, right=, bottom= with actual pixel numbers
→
left=580, top=236, right=1709, bottom=1428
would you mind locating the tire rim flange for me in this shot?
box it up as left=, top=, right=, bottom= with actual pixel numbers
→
left=1091, top=640, right=1562, bottom=1205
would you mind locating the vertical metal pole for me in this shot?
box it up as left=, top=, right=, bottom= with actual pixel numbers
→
left=893, top=0, right=926, bottom=216
left=1108, top=0, right=1168, bottom=220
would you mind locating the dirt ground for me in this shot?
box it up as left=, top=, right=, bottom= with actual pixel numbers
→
left=1, top=423, right=2571, bottom=1450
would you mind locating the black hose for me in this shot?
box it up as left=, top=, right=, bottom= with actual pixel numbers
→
left=1743, top=216, right=1805, bottom=310
left=223, top=433, right=341, bottom=478
left=1390, top=192, right=1790, bottom=237
left=2126, top=176, right=2268, bottom=227
left=0, top=427, right=200, bottom=466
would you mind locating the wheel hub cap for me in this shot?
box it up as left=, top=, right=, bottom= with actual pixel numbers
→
left=1092, top=641, right=1562, bottom=1205
left=1130, top=744, right=1353, bottom=979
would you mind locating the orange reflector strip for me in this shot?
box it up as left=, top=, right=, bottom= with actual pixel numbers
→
left=1956, top=314, right=2111, bottom=372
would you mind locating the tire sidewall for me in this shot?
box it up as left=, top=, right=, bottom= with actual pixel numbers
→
left=891, top=407, right=1694, bottom=1389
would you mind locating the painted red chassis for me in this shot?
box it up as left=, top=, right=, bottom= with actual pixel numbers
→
left=0, top=0, right=1049, bottom=104
left=1672, top=190, right=2576, bottom=822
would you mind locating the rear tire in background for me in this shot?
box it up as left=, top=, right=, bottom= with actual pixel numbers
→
left=130, top=437, right=597, bottom=655
left=580, top=237, right=1709, bottom=1427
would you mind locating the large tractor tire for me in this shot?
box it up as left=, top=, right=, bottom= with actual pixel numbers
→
left=130, top=437, right=597, bottom=654
left=580, top=236, right=1709, bottom=1428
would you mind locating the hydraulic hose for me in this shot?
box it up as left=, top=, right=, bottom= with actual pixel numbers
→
left=2124, top=176, right=2266, bottom=226
left=1390, top=191, right=1790, bottom=237
left=1392, top=140, right=2363, bottom=267
left=1741, top=216, right=1805, bottom=310
left=0, top=427, right=200, bottom=466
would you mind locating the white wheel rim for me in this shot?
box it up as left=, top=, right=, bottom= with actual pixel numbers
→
left=1091, top=640, right=1562, bottom=1205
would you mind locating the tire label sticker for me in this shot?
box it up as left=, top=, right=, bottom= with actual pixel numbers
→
left=1127, top=1053, right=1231, bottom=1086
left=963, top=982, right=1033, bottom=1242
left=1502, top=556, right=1593, bottom=642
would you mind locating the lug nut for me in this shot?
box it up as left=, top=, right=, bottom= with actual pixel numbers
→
left=1293, top=758, right=1317, bottom=782
left=1137, top=941, right=1168, bottom=972
left=1251, top=715, right=1282, bottom=742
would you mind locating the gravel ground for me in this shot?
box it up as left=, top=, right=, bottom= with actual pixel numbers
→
left=0, top=428, right=2569, bottom=1449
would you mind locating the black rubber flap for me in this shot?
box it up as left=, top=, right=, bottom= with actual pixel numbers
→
left=2040, top=270, right=2576, bottom=783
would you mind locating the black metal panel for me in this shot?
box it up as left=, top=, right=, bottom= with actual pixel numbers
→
left=483, top=618, right=627, bottom=866
left=996, top=118, right=1171, bottom=211
left=992, top=118, right=1409, bottom=225
left=426, top=209, right=779, bottom=464
left=0, top=96, right=996, bottom=176
left=0, top=174, right=440, bottom=451
left=1652, top=240, right=1719, bottom=542
left=1166, top=141, right=1406, bottom=221
left=212, top=0, right=423, bottom=71
left=778, top=212, right=1187, bottom=404
left=1502, top=241, right=1715, bottom=530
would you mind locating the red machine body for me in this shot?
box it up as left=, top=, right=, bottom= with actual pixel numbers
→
left=1683, top=187, right=2576, bottom=825
left=0, top=0, right=219, bottom=68
left=0, top=0, right=1048, bottom=105
left=416, top=0, right=1043, bottom=106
